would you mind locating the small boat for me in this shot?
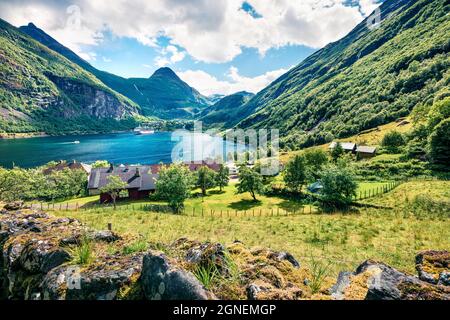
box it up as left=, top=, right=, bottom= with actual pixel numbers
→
left=73, top=141, right=80, bottom=144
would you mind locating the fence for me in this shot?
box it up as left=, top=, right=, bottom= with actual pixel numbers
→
left=28, top=181, right=404, bottom=217
left=353, top=180, right=402, bottom=201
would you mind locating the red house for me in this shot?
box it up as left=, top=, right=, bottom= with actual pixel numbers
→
left=88, top=165, right=158, bottom=203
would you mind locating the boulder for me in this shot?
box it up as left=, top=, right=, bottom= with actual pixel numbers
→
left=42, top=254, right=143, bottom=300
left=141, top=251, right=215, bottom=300
left=415, top=250, right=449, bottom=285
left=331, top=260, right=450, bottom=300
left=3, top=201, right=25, bottom=211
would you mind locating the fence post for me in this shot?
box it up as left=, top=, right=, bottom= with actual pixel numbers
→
left=76, top=202, right=79, bottom=211
left=108, top=223, right=112, bottom=231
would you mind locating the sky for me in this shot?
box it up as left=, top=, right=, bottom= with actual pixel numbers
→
left=0, top=0, right=381, bottom=96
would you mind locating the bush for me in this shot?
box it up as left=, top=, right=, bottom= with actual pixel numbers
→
left=428, top=118, right=450, bottom=167
left=318, top=165, right=358, bottom=211
left=381, top=131, right=405, bottom=153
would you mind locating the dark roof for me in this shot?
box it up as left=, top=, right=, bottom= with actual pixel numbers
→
left=88, top=162, right=222, bottom=191
left=88, top=165, right=158, bottom=191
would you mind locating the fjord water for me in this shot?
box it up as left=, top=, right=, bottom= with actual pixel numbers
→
left=0, top=132, right=246, bottom=168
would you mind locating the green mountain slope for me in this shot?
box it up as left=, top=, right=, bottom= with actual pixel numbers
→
left=199, top=91, right=254, bottom=127
left=19, top=23, right=211, bottom=119
left=0, top=19, right=140, bottom=135
left=234, top=0, right=449, bottom=149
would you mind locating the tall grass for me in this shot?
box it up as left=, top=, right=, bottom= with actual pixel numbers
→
left=69, top=236, right=95, bottom=265
left=308, top=254, right=332, bottom=294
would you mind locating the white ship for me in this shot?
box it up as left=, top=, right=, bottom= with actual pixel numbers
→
left=134, top=127, right=155, bottom=135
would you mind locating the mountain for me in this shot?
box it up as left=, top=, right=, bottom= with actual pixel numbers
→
left=0, top=19, right=139, bottom=135
left=207, top=94, right=226, bottom=105
left=127, top=68, right=211, bottom=119
left=232, top=0, right=450, bottom=149
left=199, top=91, right=255, bottom=127
left=19, top=23, right=211, bottom=120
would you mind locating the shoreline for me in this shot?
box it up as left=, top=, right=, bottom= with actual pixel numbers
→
left=0, top=130, right=135, bottom=140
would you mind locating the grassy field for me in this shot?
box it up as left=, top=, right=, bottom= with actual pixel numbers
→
left=51, top=179, right=450, bottom=276
left=279, top=119, right=412, bottom=163
left=52, top=181, right=394, bottom=212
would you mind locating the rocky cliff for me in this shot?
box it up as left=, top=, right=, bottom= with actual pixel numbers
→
left=0, top=19, right=139, bottom=135
left=0, top=203, right=448, bottom=300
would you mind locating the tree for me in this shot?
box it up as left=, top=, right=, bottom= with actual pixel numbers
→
left=303, top=149, right=329, bottom=180
left=196, top=166, right=217, bottom=196
left=283, top=154, right=307, bottom=193
left=381, top=131, right=405, bottom=153
left=216, top=164, right=230, bottom=191
left=428, top=118, right=450, bottom=166
left=92, top=160, right=110, bottom=168
left=330, top=142, right=344, bottom=162
left=156, top=164, right=193, bottom=213
left=319, top=165, right=358, bottom=211
left=236, top=166, right=264, bottom=201
left=0, top=167, right=31, bottom=201
left=99, top=175, right=127, bottom=210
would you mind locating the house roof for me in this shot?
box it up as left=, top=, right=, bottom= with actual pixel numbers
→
left=356, top=146, right=377, bottom=154
left=329, top=142, right=356, bottom=151
left=88, top=162, right=221, bottom=191
left=88, top=165, right=158, bottom=191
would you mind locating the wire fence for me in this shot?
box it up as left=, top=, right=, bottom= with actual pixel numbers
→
left=28, top=181, right=403, bottom=218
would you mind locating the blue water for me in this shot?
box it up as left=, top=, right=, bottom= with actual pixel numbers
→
left=0, top=132, right=246, bottom=168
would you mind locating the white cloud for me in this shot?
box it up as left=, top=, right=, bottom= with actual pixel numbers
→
left=359, top=0, right=380, bottom=16
left=0, top=0, right=381, bottom=64
left=178, top=67, right=289, bottom=96
left=154, top=45, right=186, bottom=67
left=102, top=56, right=112, bottom=63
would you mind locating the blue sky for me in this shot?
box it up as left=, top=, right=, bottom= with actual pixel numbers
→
left=0, top=0, right=381, bottom=95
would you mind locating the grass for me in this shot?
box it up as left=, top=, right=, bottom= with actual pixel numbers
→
left=52, top=181, right=394, bottom=213
left=52, top=179, right=450, bottom=276
left=69, top=237, right=95, bottom=265
left=279, top=119, right=413, bottom=164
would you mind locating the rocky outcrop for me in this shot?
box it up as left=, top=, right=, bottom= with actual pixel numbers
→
left=1, top=207, right=449, bottom=300
left=330, top=260, right=450, bottom=300
left=416, top=250, right=449, bottom=286
left=141, top=251, right=215, bottom=300
left=46, top=75, right=138, bottom=120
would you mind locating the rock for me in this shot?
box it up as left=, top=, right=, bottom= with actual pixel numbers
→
left=91, top=230, right=121, bottom=243
left=3, top=201, right=24, bottom=211
left=415, top=250, right=449, bottom=285
left=329, top=271, right=353, bottom=300
left=336, top=260, right=450, bottom=300
left=141, top=251, right=215, bottom=300
left=439, top=272, right=450, bottom=286
left=42, top=254, right=143, bottom=300
left=246, top=280, right=303, bottom=300
left=18, top=238, right=71, bottom=273
left=267, top=251, right=300, bottom=268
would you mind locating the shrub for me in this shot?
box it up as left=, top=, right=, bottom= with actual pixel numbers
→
left=318, top=165, right=358, bottom=211
left=381, top=131, right=405, bottom=153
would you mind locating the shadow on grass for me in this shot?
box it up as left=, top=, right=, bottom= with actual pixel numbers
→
left=228, top=199, right=262, bottom=210
left=208, top=190, right=226, bottom=195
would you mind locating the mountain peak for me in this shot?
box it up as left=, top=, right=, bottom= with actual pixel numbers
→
left=152, top=67, right=178, bottom=79
left=26, top=22, right=38, bottom=29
